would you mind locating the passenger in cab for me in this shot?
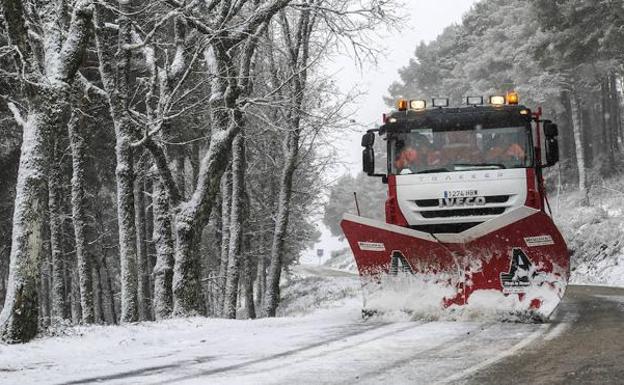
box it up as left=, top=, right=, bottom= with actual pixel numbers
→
left=485, top=133, right=526, bottom=165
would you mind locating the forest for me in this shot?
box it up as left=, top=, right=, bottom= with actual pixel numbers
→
left=0, top=0, right=394, bottom=343
left=2, top=0, right=623, bottom=345
left=325, top=0, right=624, bottom=233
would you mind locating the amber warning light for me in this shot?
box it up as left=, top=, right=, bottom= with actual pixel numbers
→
left=507, top=91, right=519, bottom=105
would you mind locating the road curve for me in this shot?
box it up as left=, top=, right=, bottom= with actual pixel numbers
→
left=464, top=285, right=624, bottom=385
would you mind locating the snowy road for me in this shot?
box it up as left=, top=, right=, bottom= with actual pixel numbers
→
left=464, top=285, right=624, bottom=385
left=1, top=269, right=623, bottom=385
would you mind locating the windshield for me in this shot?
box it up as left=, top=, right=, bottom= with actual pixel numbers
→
left=389, top=126, right=533, bottom=175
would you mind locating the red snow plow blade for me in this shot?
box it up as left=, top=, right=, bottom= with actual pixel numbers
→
left=340, top=207, right=570, bottom=321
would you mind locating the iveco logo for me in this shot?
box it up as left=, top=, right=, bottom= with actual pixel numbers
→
left=438, top=196, right=487, bottom=207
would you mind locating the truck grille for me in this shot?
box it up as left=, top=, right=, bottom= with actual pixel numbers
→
left=414, top=195, right=510, bottom=208
left=410, top=222, right=482, bottom=233
left=420, top=207, right=506, bottom=218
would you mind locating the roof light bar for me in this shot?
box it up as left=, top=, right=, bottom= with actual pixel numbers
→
left=466, top=96, right=484, bottom=106
left=410, top=100, right=426, bottom=110
left=432, top=98, right=449, bottom=108
left=489, top=95, right=506, bottom=106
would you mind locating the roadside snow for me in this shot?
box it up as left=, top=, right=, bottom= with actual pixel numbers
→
left=0, top=276, right=363, bottom=385
left=4, top=181, right=622, bottom=384
left=554, top=188, right=624, bottom=288
left=278, top=266, right=360, bottom=316
left=0, top=266, right=550, bottom=385
left=323, top=247, right=357, bottom=273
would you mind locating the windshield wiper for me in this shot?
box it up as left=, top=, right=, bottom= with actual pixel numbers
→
left=416, top=168, right=450, bottom=174
left=453, top=163, right=506, bottom=169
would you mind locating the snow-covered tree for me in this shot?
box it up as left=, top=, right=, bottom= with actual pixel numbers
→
left=0, top=0, right=94, bottom=342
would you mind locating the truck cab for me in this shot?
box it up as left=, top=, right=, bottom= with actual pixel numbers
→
left=362, top=94, right=560, bottom=234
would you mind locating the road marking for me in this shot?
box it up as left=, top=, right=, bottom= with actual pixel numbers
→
left=543, top=312, right=575, bottom=341
left=543, top=322, right=569, bottom=341
left=434, top=324, right=549, bottom=385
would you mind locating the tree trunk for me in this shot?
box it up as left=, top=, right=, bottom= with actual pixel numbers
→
left=0, top=0, right=92, bottom=341
left=114, top=125, right=139, bottom=322
left=144, top=176, right=155, bottom=315
left=609, top=75, right=621, bottom=155
left=569, top=91, right=589, bottom=204
left=560, top=92, right=577, bottom=178
left=70, top=267, right=82, bottom=324
left=600, top=78, right=613, bottom=174
left=134, top=163, right=151, bottom=321
left=262, top=137, right=299, bottom=317
left=68, top=109, right=94, bottom=324
left=217, top=170, right=232, bottom=316
left=152, top=178, right=174, bottom=320
left=242, top=231, right=256, bottom=319
left=261, top=9, right=313, bottom=317
left=92, top=262, right=103, bottom=324
left=255, top=250, right=266, bottom=312
left=39, top=249, right=51, bottom=328
left=48, top=142, right=66, bottom=322
left=171, top=218, right=206, bottom=316
left=94, top=2, right=139, bottom=322
left=97, top=248, right=117, bottom=324
left=0, top=112, right=47, bottom=342
left=223, top=135, right=245, bottom=319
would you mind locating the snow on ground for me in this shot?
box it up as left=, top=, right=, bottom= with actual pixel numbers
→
left=322, top=247, right=357, bottom=273
left=553, top=185, right=624, bottom=287
left=0, top=265, right=551, bottom=385
left=4, top=184, right=624, bottom=384
left=277, top=265, right=360, bottom=317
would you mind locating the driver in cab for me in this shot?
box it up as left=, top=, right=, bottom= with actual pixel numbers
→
left=394, top=134, right=441, bottom=173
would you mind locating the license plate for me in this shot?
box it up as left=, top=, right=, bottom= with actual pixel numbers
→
left=444, top=190, right=479, bottom=198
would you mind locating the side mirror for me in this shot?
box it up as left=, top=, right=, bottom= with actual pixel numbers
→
left=361, top=132, right=375, bottom=147
left=363, top=147, right=374, bottom=175
left=544, top=121, right=558, bottom=137
left=545, top=137, right=559, bottom=167
left=543, top=121, right=559, bottom=167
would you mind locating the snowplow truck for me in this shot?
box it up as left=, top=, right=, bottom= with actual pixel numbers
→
left=341, top=94, right=569, bottom=321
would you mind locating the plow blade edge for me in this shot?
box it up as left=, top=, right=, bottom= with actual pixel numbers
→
left=340, top=207, right=570, bottom=321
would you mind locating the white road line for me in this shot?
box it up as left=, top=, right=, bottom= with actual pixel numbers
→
left=543, top=311, right=575, bottom=341
left=434, top=324, right=550, bottom=385
left=543, top=322, right=569, bottom=341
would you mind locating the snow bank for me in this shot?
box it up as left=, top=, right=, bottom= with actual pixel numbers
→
left=0, top=268, right=366, bottom=384
left=322, top=247, right=358, bottom=272
left=554, top=186, right=624, bottom=287
left=278, top=265, right=360, bottom=316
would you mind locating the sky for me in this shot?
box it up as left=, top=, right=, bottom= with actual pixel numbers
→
left=301, top=0, right=479, bottom=264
